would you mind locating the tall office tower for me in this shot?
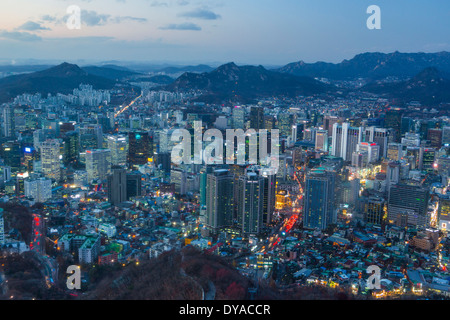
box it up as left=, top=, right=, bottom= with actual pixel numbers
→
left=31, top=214, right=44, bottom=254
left=128, top=131, right=152, bottom=167
left=86, top=149, right=111, bottom=183
left=250, top=106, right=264, bottom=130
left=0, top=208, right=4, bottom=245
left=277, top=113, right=294, bottom=137
left=63, top=131, right=79, bottom=165
left=1, top=141, right=21, bottom=172
left=364, top=196, right=386, bottom=225
left=442, top=126, right=450, bottom=146
left=402, top=132, right=421, bottom=147
left=331, top=122, right=363, bottom=161
left=78, top=123, right=103, bottom=149
left=232, top=106, right=245, bottom=129
left=427, top=129, right=443, bottom=149
left=171, top=168, right=187, bottom=195
left=97, top=115, right=112, bottom=132
left=79, top=133, right=98, bottom=152
left=200, top=166, right=214, bottom=207
left=303, top=128, right=316, bottom=142
left=438, top=195, right=450, bottom=231
left=364, top=127, right=389, bottom=159
left=401, top=117, right=414, bottom=136
left=237, top=170, right=265, bottom=235
left=420, top=148, right=436, bottom=173
left=2, top=105, right=15, bottom=138
left=40, top=139, right=61, bottom=181
left=206, top=169, right=234, bottom=233
left=24, top=177, right=52, bottom=203
left=126, top=172, right=142, bottom=199
left=386, top=161, right=400, bottom=188
left=304, top=169, right=336, bottom=230
left=358, top=142, right=380, bottom=164
left=384, top=108, right=403, bottom=142
left=387, top=143, right=403, bottom=161
left=260, top=168, right=276, bottom=226
left=107, top=134, right=128, bottom=167
left=59, top=122, right=76, bottom=136
left=33, top=129, right=56, bottom=150
left=315, top=130, right=328, bottom=151
left=387, top=184, right=430, bottom=228
left=406, top=147, right=421, bottom=170
left=264, top=115, right=276, bottom=130
left=323, top=115, right=340, bottom=134
left=107, top=167, right=127, bottom=206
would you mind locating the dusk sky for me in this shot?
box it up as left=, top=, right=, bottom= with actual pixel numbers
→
left=0, top=0, right=449, bottom=65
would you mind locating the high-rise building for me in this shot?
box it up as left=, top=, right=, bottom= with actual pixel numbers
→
left=0, top=208, right=4, bottom=245
left=277, top=113, right=294, bottom=137
left=107, top=167, right=127, bottom=206
left=384, top=108, right=403, bottom=142
left=364, top=127, right=389, bottom=159
left=171, top=168, right=187, bottom=195
left=303, top=169, right=336, bottom=230
left=1, top=141, right=21, bottom=172
left=421, top=148, right=436, bottom=173
left=401, top=133, right=420, bottom=147
left=2, top=105, right=15, bottom=138
left=438, top=195, right=450, bottom=231
left=442, top=126, right=450, bottom=146
left=86, top=149, right=111, bottom=183
left=387, top=184, right=430, bottom=228
left=206, top=169, right=234, bottom=233
left=364, top=196, right=386, bottom=225
left=78, top=123, right=103, bottom=149
left=232, top=106, right=245, bottom=129
left=40, top=139, right=61, bottom=181
left=315, top=130, right=328, bottom=151
left=126, top=172, right=142, bottom=199
left=250, top=106, right=264, bottom=131
left=128, top=131, right=152, bottom=167
left=387, top=143, right=403, bottom=161
left=107, top=135, right=128, bottom=167
left=237, top=170, right=264, bottom=235
left=24, top=178, right=52, bottom=203
left=357, top=142, right=380, bottom=164
left=63, top=131, right=79, bottom=165
left=331, top=122, right=363, bottom=161
left=427, top=129, right=443, bottom=149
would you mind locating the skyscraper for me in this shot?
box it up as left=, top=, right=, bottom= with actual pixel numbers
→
left=387, top=184, right=430, bottom=228
left=86, top=149, right=111, bottom=183
left=384, top=108, right=403, bottom=143
left=331, top=122, right=363, bottom=161
left=232, top=106, right=245, bottom=129
left=206, top=169, right=234, bottom=233
left=107, top=134, right=128, bottom=167
left=107, top=167, right=127, bottom=206
left=304, top=169, right=336, bottom=230
left=128, top=131, right=152, bottom=167
left=250, top=106, right=264, bottom=130
left=2, top=105, right=15, bottom=138
left=40, top=139, right=61, bottom=181
left=24, top=178, right=52, bottom=203
left=237, top=170, right=264, bottom=235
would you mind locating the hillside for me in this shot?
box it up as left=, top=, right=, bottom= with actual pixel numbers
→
left=165, top=62, right=331, bottom=103
left=277, top=51, right=450, bottom=80
left=0, top=63, right=117, bottom=103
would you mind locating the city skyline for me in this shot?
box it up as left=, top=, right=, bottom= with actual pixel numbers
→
left=0, top=0, right=449, bottom=65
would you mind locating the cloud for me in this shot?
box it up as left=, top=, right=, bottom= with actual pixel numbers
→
left=0, top=30, right=42, bottom=42
left=150, top=1, right=169, bottom=7
left=111, top=16, right=148, bottom=23
left=159, top=22, right=201, bottom=30
left=16, top=21, right=51, bottom=31
left=81, top=10, right=111, bottom=26
left=178, top=8, right=221, bottom=20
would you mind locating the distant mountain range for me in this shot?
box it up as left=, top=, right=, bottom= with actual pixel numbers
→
left=81, top=65, right=140, bottom=80
left=164, top=62, right=331, bottom=103
left=0, top=63, right=116, bottom=103
left=277, top=51, right=450, bottom=80
left=156, top=64, right=214, bottom=75
left=361, top=67, right=450, bottom=105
